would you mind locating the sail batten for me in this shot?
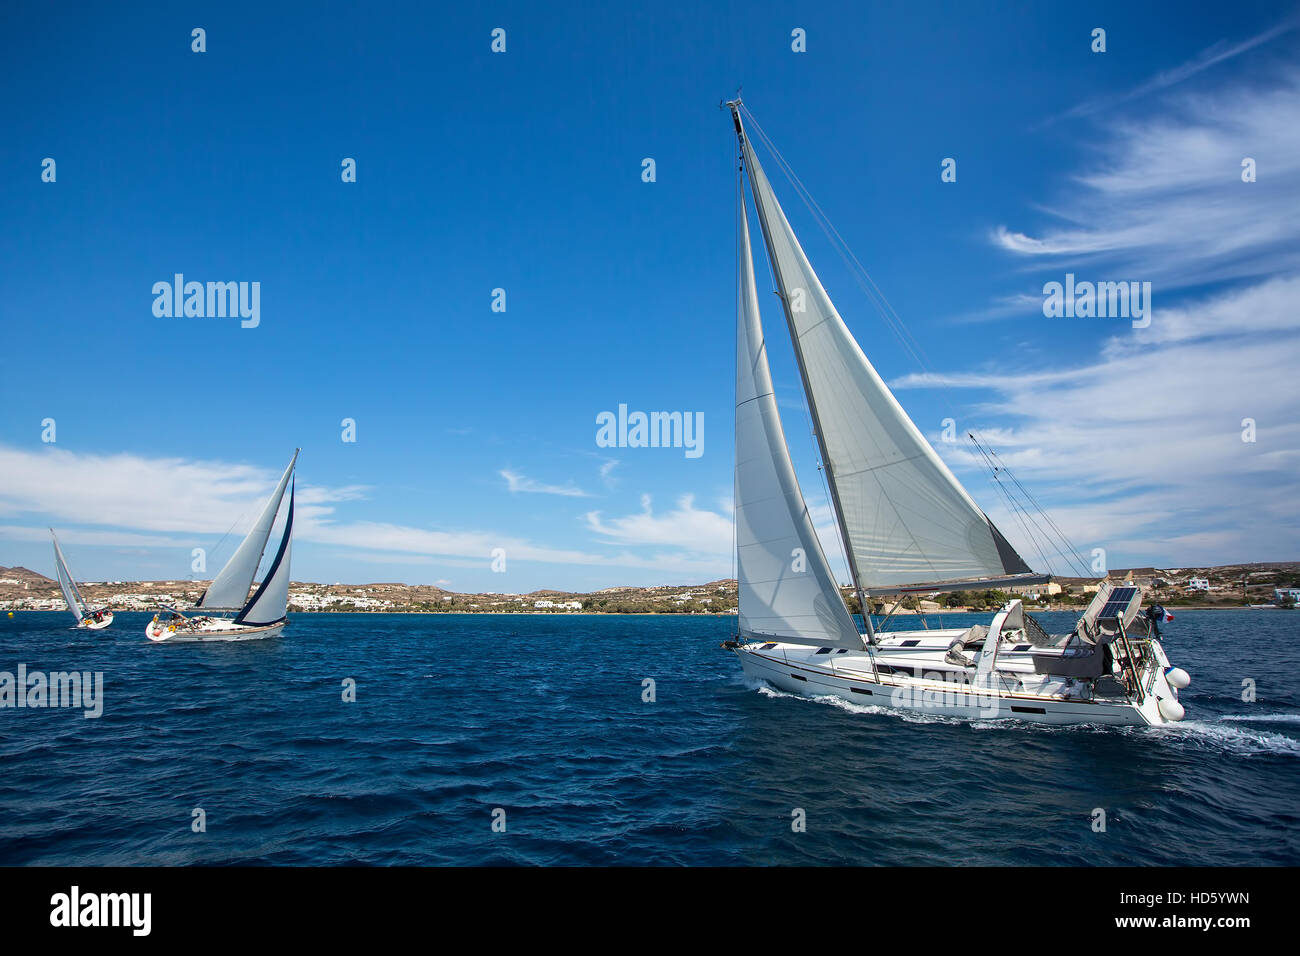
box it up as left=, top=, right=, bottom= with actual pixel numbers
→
left=198, top=451, right=298, bottom=612
left=736, top=119, right=1037, bottom=592
left=734, top=189, right=863, bottom=650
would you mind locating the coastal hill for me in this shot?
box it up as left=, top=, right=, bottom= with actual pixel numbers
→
left=2, top=564, right=1297, bottom=614
left=0, top=567, right=739, bottom=614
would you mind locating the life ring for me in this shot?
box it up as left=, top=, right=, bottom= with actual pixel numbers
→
left=168, top=624, right=176, bottom=633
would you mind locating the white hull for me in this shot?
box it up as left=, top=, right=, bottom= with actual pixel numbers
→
left=75, top=612, right=114, bottom=630
left=734, top=632, right=1181, bottom=727
left=146, top=617, right=285, bottom=643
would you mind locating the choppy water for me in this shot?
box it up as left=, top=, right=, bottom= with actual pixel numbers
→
left=1, top=609, right=1296, bottom=865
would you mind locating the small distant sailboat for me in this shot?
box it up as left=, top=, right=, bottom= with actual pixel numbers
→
left=146, top=450, right=298, bottom=643
left=50, top=530, right=113, bottom=630
left=723, top=100, right=1189, bottom=726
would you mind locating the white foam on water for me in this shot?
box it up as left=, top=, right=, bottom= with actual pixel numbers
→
left=1147, top=719, right=1300, bottom=757
left=1219, top=713, right=1300, bottom=724
left=747, top=682, right=1300, bottom=754
left=753, top=682, right=964, bottom=725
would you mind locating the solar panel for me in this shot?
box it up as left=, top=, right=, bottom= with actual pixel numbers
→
left=1098, top=586, right=1139, bottom=623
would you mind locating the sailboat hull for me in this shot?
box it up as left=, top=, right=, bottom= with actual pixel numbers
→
left=734, top=641, right=1176, bottom=727
left=145, top=618, right=285, bottom=643
left=75, top=613, right=114, bottom=630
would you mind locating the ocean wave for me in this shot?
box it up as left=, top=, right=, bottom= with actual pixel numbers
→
left=1149, top=720, right=1300, bottom=757
left=1219, top=713, right=1300, bottom=724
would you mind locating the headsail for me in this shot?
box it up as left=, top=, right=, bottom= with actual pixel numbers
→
left=198, top=450, right=299, bottom=610
left=50, top=530, right=87, bottom=624
left=734, top=109, right=1040, bottom=594
left=734, top=197, right=864, bottom=650
left=235, top=480, right=294, bottom=626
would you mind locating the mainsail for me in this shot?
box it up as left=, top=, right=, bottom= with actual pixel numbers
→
left=734, top=198, right=864, bottom=650
left=734, top=107, right=1040, bottom=594
left=50, top=530, right=87, bottom=624
left=198, top=450, right=298, bottom=611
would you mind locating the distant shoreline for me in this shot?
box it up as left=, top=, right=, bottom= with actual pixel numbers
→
left=5, top=563, right=1296, bottom=616
left=7, top=605, right=1283, bottom=618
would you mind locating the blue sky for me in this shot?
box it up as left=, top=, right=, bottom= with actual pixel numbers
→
left=2, top=1, right=1298, bottom=592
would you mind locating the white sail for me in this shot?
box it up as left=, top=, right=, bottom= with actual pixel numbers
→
left=735, top=199, right=864, bottom=650
left=198, top=451, right=298, bottom=610
left=235, top=481, right=294, bottom=626
left=50, top=530, right=86, bottom=624
left=739, top=131, right=1035, bottom=592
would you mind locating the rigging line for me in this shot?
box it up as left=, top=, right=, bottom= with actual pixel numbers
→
left=741, top=105, right=1088, bottom=579
left=984, top=451, right=1055, bottom=577
left=961, top=420, right=1088, bottom=571
left=970, top=439, right=1052, bottom=570
left=732, top=153, right=741, bottom=630
left=984, top=453, right=1068, bottom=580
left=970, top=434, right=1090, bottom=579
left=206, top=505, right=252, bottom=572
left=977, top=442, right=1086, bottom=574
left=984, top=442, right=1091, bottom=577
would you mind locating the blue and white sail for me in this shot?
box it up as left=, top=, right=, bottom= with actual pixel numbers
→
left=234, top=480, right=294, bottom=626
left=197, top=451, right=298, bottom=612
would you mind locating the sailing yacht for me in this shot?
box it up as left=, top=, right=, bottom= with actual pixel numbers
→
left=723, top=101, right=1190, bottom=726
left=146, top=450, right=298, bottom=643
left=50, top=530, right=113, bottom=629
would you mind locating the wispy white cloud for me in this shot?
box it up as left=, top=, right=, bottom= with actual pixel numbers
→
left=1049, top=17, right=1300, bottom=123
left=924, top=277, right=1300, bottom=567
left=0, top=445, right=737, bottom=581
left=997, top=67, right=1300, bottom=289
left=929, top=63, right=1300, bottom=568
left=499, top=469, right=593, bottom=498
left=0, top=447, right=302, bottom=535
left=585, top=493, right=732, bottom=557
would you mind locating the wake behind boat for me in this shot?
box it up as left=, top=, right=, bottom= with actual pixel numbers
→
left=50, top=529, right=113, bottom=630
left=723, top=100, right=1189, bottom=727
left=147, top=450, right=298, bottom=643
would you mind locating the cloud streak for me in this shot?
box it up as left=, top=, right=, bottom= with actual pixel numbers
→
left=999, top=67, right=1300, bottom=290
left=1047, top=17, right=1300, bottom=124
left=920, top=64, right=1300, bottom=568
left=499, top=469, right=593, bottom=498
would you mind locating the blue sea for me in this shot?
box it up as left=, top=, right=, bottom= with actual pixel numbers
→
left=1, top=609, right=1297, bottom=866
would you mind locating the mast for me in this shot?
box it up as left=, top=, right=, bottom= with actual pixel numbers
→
left=729, top=100, right=876, bottom=641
